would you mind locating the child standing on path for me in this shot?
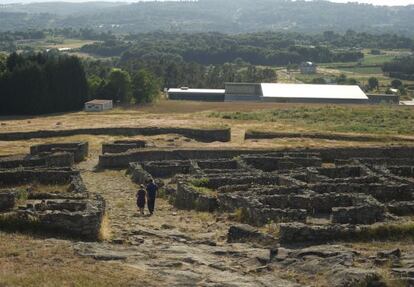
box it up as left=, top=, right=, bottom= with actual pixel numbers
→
left=136, top=184, right=146, bottom=215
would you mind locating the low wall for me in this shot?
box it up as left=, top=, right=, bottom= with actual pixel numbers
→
left=174, top=182, right=218, bottom=212
left=387, top=201, right=414, bottom=216
left=0, top=149, right=74, bottom=169
left=0, top=191, right=16, bottom=211
left=102, top=140, right=147, bottom=154
left=332, top=204, right=385, bottom=225
left=99, top=149, right=278, bottom=169
left=99, top=146, right=414, bottom=169
left=0, top=127, right=231, bottom=143
left=142, top=160, right=194, bottom=178
left=0, top=168, right=79, bottom=185
left=279, top=223, right=360, bottom=244
left=35, top=195, right=106, bottom=241
left=245, top=130, right=414, bottom=143
left=30, top=142, right=88, bottom=162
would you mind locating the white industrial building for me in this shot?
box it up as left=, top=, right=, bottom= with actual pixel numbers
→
left=167, top=87, right=225, bottom=101
left=84, top=99, right=113, bottom=112
left=167, top=82, right=375, bottom=104
left=259, top=83, right=368, bottom=104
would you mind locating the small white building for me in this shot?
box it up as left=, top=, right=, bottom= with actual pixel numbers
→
left=300, top=62, right=317, bottom=74
left=84, top=99, right=113, bottom=112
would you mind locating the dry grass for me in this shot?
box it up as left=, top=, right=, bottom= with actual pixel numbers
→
left=5, top=183, right=70, bottom=194
left=0, top=232, right=159, bottom=287
left=0, top=101, right=413, bottom=155
left=98, top=214, right=112, bottom=241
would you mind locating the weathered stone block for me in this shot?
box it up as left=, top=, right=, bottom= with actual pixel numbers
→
left=227, top=224, right=277, bottom=246
left=0, top=191, right=16, bottom=211
left=332, top=204, right=385, bottom=225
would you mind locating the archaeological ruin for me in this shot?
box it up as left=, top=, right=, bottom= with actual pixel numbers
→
left=122, top=146, right=414, bottom=246
left=1, top=126, right=414, bottom=286
left=0, top=142, right=105, bottom=241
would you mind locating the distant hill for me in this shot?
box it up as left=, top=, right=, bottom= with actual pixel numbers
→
left=1, top=0, right=414, bottom=35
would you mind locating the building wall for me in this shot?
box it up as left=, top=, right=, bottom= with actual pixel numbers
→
left=261, top=97, right=369, bottom=104
left=367, top=94, right=400, bottom=104
left=103, top=102, right=113, bottom=109
left=85, top=104, right=103, bottom=112
left=85, top=101, right=113, bottom=112
left=168, top=92, right=225, bottom=102
left=224, top=83, right=262, bottom=102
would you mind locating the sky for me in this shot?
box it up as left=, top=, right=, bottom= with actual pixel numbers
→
left=1, top=0, right=414, bottom=6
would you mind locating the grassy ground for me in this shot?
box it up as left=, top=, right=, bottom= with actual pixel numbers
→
left=210, top=105, right=414, bottom=135
left=0, top=102, right=413, bottom=155
left=16, top=38, right=97, bottom=52
left=337, top=66, right=383, bottom=74
left=0, top=232, right=158, bottom=287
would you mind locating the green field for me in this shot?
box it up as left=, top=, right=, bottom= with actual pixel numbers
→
left=15, top=38, right=96, bottom=53
left=337, top=66, right=383, bottom=74
left=361, top=53, right=396, bottom=65
left=210, top=105, right=414, bottom=135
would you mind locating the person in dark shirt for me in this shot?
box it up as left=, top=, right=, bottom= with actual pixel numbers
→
left=136, top=184, right=146, bottom=215
left=146, top=179, right=158, bottom=216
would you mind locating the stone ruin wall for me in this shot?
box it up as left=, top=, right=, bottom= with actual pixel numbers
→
left=124, top=147, right=414, bottom=245
left=0, top=127, right=231, bottom=143
left=0, top=142, right=105, bottom=241
left=30, top=142, right=89, bottom=163
left=98, top=146, right=414, bottom=169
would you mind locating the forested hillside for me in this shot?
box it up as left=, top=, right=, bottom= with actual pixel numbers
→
left=1, top=0, right=414, bottom=35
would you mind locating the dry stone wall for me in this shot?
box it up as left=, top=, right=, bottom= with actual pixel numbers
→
left=0, top=163, right=105, bottom=241
left=124, top=148, right=414, bottom=245
left=245, top=130, right=414, bottom=143
left=0, top=127, right=231, bottom=143
left=102, top=140, right=148, bottom=154
left=30, top=142, right=88, bottom=162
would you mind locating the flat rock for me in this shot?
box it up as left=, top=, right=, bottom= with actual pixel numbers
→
left=328, top=268, right=385, bottom=287
left=377, top=248, right=401, bottom=259
left=73, top=243, right=140, bottom=261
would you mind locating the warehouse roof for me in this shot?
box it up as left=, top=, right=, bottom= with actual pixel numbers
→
left=260, top=83, right=368, bottom=100
left=168, top=88, right=225, bottom=94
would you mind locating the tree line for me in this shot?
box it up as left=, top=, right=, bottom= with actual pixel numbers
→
left=382, top=56, right=414, bottom=81
left=83, top=32, right=366, bottom=66
left=0, top=52, right=162, bottom=115
left=0, top=52, right=88, bottom=115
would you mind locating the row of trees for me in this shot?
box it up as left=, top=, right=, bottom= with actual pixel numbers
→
left=87, top=68, right=160, bottom=104
left=0, top=52, right=162, bottom=115
left=82, top=32, right=364, bottom=66
left=0, top=52, right=88, bottom=115
left=117, top=54, right=277, bottom=89
left=382, top=56, right=414, bottom=80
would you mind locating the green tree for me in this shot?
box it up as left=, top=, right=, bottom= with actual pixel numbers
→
left=0, top=54, right=7, bottom=75
left=87, top=75, right=105, bottom=100
left=106, top=69, right=132, bottom=103
left=132, top=69, right=160, bottom=104
left=368, top=77, right=379, bottom=91
left=391, top=79, right=403, bottom=89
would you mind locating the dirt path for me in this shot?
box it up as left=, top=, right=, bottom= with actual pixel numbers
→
left=76, top=158, right=300, bottom=287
